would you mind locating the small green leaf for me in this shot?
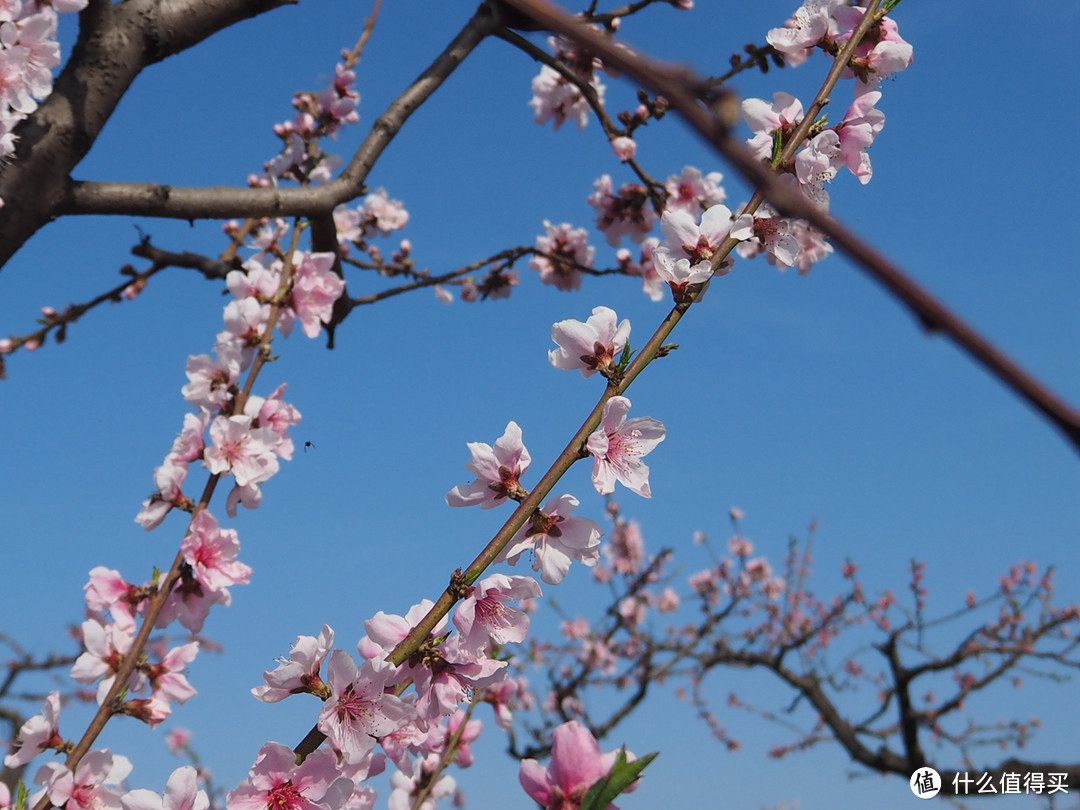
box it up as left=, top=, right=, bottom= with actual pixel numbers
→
left=770, top=129, right=784, bottom=167
left=579, top=748, right=658, bottom=810
left=616, top=343, right=634, bottom=373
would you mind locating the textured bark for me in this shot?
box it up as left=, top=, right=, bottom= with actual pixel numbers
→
left=0, top=0, right=298, bottom=269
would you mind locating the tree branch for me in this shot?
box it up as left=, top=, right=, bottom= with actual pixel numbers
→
left=0, top=0, right=299, bottom=269
left=500, top=0, right=1080, bottom=454
left=57, top=5, right=501, bottom=221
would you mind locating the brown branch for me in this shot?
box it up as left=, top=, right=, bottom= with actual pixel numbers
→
left=0, top=0, right=299, bottom=269
left=58, top=5, right=501, bottom=222
left=500, top=0, right=1080, bottom=453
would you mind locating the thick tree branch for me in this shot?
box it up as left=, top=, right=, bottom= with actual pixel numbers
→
left=0, top=0, right=299, bottom=269
left=57, top=5, right=501, bottom=221
left=501, top=0, right=1080, bottom=454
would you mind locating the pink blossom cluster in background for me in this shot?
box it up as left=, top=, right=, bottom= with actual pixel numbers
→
left=0, top=0, right=88, bottom=207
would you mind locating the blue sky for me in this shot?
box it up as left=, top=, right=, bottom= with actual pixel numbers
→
left=3, top=1, right=1080, bottom=809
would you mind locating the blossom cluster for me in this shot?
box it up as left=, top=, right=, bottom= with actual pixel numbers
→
left=0, top=0, right=88, bottom=207
left=529, top=34, right=607, bottom=132
left=254, top=62, right=360, bottom=186
left=231, top=573, right=542, bottom=809
left=445, top=307, right=664, bottom=586
left=518, top=2, right=912, bottom=299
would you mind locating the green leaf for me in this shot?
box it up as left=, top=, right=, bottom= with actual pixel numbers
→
left=770, top=129, right=784, bottom=167
left=579, top=748, right=658, bottom=810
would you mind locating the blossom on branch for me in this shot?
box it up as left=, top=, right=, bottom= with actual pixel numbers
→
left=33, top=750, right=131, bottom=810
left=500, top=494, right=602, bottom=585
left=519, top=720, right=637, bottom=810
left=446, top=421, right=531, bottom=509
left=120, top=766, right=208, bottom=810
left=586, top=397, right=665, bottom=498
left=226, top=743, right=352, bottom=810
left=318, top=651, right=416, bottom=764
left=252, top=624, right=334, bottom=703
left=548, top=306, right=630, bottom=379
left=530, top=220, right=594, bottom=291
left=453, top=573, right=541, bottom=655
left=4, top=691, right=62, bottom=768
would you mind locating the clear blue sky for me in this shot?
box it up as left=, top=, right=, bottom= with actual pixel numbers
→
left=3, top=2, right=1079, bottom=809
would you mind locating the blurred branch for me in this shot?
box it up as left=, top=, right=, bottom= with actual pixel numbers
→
left=500, top=0, right=1080, bottom=454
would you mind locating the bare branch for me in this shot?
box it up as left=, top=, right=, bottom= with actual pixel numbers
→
left=58, top=6, right=501, bottom=222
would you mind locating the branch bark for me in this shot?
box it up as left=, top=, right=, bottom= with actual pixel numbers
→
left=57, top=6, right=500, bottom=223
left=0, top=0, right=299, bottom=269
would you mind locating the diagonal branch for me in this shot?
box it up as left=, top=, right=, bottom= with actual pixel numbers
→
left=500, top=0, right=1080, bottom=453
left=58, top=5, right=501, bottom=222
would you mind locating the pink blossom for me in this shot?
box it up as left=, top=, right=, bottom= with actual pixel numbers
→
left=663, top=166, right=726, bottom=217
left=318, top=651, right=416, bottom=764
left=253, top=624, right=334, bottom=703
left=548, top=306, right=630, bottom=378
left=156, top=577, right=227, bottom=635
left=169, top=409, right=211, bottom=463
left=609, top=136, right=636, bottom=161
left=484, top=676, right=534, bottom=730
left=587, top=176, right=656, bottom=246
left=651, top=204, right=734, bottom=292
left=742, top=92, right=804, bottom=163
left=615, top=237, right=664, bottom=301
left=388, top=754, right=456, bottom=810
left=227, top=256, right=281, bottom=300
left=226, top=743, right=352, bottom=810
left=787, top=218, right=833, bottom=274
left=135, top=460, right=189, bottom=531
left=203, top=415, right=279, bottom=487
left=224, top=481, right=263, bottom=518
left=180, top=510, right=252, bottom=593
left=181, top=351, right=240, bottom=411
left=766, top=0, right=838, bottom=63
left=500, top=494, right=603, bottom=585
left=34, top=749, right=132, bottom=810
left=222, top=297, right=270, bottom=349
left=519, top=721, right=635, bottom=810
left=586, top=397, right=665, bottom=498
left=453, top=573, right=541, bottom=655
left=120, top=766, right=208, bottom=810
left=605, top=520, right=645, bottom=575
left=835, top=90, right=885, bottom=183
left=529, top=64, right=603, bottom=131
left=422, top=709, right=482, bottom=768
left=70, top=619, right=139, bottom=703
left=833, top=6, right=913, bottom=91
left=411, top=635, right=506, bottom=722
left=358, top=599, right=448, bottom=669
left=245, top=383, right=301, bottom=460
left=361, top=188, right=409, bottom=236
left=4, top=691, right=62, bottom=768
left=530, top=220, right=594, bottom=291
left=655, top=587, right=680, bottom=613
left=147, top=643, right=199, bottom=705
left=446, top=421, right=531, bottom=509
left=164, top=728, right=192, bottom=756
left=288, top=251, right=345, bottom=339
left=727, top=535, right=754, bottom=558
left=84, top=567, right=144, bottom=634
left=730, top=204, right=800, bottom=270
left=794, top=129, right=840, bottom=209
